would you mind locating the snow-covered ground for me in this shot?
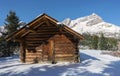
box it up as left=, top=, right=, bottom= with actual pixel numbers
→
left=0, top=50, right=120, bottom=76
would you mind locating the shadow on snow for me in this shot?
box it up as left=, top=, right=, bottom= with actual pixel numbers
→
left=0, top=51, right=120, bottom=76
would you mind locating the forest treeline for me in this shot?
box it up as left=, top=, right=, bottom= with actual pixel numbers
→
left=80, top=33, right=118, bottom=51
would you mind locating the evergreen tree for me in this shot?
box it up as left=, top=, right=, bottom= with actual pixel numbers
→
left=80, top=33, right=92, bottom=45
left=91, top=35, right=99, bottom=49
left=4, top=11, right=20, bottom=34
left=1, top=11, right=21, bottom=56
left=107, top=38, right=118, bottom=51
left=80, top=32, right=118, bottom=51
left=98, top=33, right=108, bottom=50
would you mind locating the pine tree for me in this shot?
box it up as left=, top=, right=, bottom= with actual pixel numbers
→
left=98, top=33, right=108, bottom=50
left=4, top=11, right=20, bottom=34
left=2, top=11, right=21, bottom=56
left=107, top=38, right=118, bottom=51
left=91, top=35, right=99, bottom=49
left=80, top=33, right=92, bottom=46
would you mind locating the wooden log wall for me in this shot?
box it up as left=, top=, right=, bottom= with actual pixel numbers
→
left=21, top=23, right=79, bottom=63
left=25, top=51, right=42, bottom=63
left=49, top=34, right=76, bottom=62
left=24, top=24, right=59, bottom=63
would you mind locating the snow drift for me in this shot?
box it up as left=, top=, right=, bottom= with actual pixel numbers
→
left=0, top=50, right=120, bottom=76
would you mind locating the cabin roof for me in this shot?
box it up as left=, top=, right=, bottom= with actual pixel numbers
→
left=5, top=13, right=84, bottom=41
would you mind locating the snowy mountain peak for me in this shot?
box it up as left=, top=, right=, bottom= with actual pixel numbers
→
left=91, top=13, right=100, bottom=18
left=62, top=18, right=71, bottom=26
left=77, top=13, right=103, bottom=26
left=62, top=13, right=120, bottom=39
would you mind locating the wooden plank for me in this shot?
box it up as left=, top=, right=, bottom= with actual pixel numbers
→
left=25, top=34, right=53, bottom=38
left=27, top=32, right=66, bottom=35
left=20, top=40, right=26, bottom=63
left=55, top=54, right=73, bottom=57
left=26, top=51, right=42, bottom=53
left=25, top=38, right=49, bottom=41
left=26, top=41, right=43, bottom=44
left=26, top=53, right=42, bottom=56
left=55, top=50, right=75, bottom=53
left=26, top=43, right=40, bottom=46
left=37, top=27, right=58, bottom=30
left=36, top=29, right=59, bottom=32
left=26, top=56, right=41, bottom=59
left=33, top=21, right=45, bottom=29
left=55, top=57, right=74, bottom=61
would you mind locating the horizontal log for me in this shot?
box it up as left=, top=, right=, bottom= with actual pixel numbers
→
left=26, top=56, right=41, bottom=59
left=55, top=51, right=75, bottom=54
left=54, top=38, right=73, bottom=41
left=55, top=41, right=72, bottom=44
left=26, top=56, right=41, bottom=58
left=27, top=32, right=67, bottom=35
left=36, top=29, right=60, bottom=32
left=55, top=44, right=74, bottom=47
left=26, top=44, right=40, bottom=46
left=26, top=56, right=42, bottom=59
left=55, top=57, right=74, bottom=61
left=26, top=50, right=42, bottom=52
left=26, top=53, right=42, bottom=56
left=55, top=48, right=75, bottom=51
left=26, top=41, right=43, bottom=44
left=55, top=57, right=74, bottom=59
left=25, top=34, right=53, bottom=38
left=26, top=53, right=42, bottom=55
left=37, top=27, right=58, bottom=30
left=42, top=55, right=48, bottom=58
left=25, top=59, right=34, bottom=61
left=55, top=54, right=73, bottom=57
left=25, top=38, right=50, bottom=41
left=25, top=38, right=49, bottom=41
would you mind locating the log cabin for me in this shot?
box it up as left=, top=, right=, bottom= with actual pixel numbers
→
left=6, top=13, right=84, bottom=64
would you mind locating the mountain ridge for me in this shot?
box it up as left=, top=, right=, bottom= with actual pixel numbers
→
left=62, top=13, right=120, bottom=39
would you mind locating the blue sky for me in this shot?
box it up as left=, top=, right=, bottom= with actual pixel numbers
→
left=0, top=0, right=120, bottom=26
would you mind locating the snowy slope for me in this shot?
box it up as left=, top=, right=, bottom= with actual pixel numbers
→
left=62, top=13, right=120, bottom=38
left=0, top=50, right=120, bottom=76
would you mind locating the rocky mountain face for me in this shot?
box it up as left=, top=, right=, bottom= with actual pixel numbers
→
left=62, top=13, right=120, bottom=39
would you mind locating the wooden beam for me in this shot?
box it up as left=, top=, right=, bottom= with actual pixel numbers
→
left=20, top=40, right=26, bottom=63
left=20, top=31, right=30, bottom=38
left=44, top=15, right=57, bottom=24
left=43, top=18, right=51, bottom=26
left=74, top=41, right=80, bottom=63
left=33, top=21, right=45, bottom=29
left=25, top=38, right=49, bottom=41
